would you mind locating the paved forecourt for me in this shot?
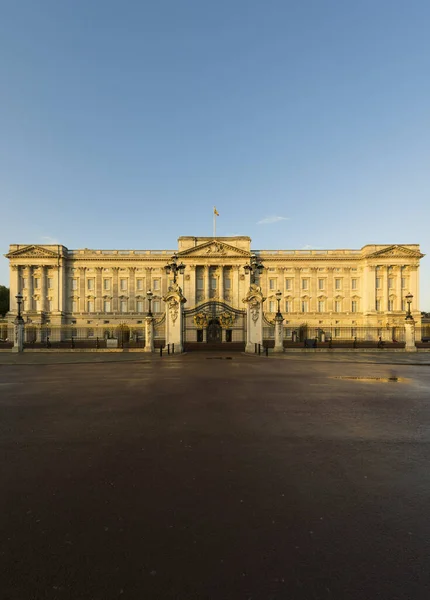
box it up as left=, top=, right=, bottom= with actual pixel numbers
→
left=1, top=353, right=430, bottom=599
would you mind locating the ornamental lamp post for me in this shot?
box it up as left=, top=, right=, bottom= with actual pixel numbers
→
left=275, top=290, right=282, bottom=318
left=146, top=290, right=153, bottom=317
left=405, top=292, right=413, bottom=319
left=164, top=253, right=186, bottom=284
left=15, top=292, right=24, bottom=323
left=243, top=254, right=265, bottom=284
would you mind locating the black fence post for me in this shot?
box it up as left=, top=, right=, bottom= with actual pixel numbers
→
left=258, top=344, right=261, bottom=355
left=96, top=336, right=99, bottom=349
left=160, top=345, right=163, bottom=357
left=265, top=345, right=268, bottom=357
left=71, top=336, right=75, bottom=349
left=172, top=343, right=175, bottom=354
left=167, top=344, right=170, bottom=355
left=255, top=343, right=257, bottom=354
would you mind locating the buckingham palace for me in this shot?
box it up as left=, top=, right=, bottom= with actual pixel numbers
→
left=5, top=236, right=424, bottom=348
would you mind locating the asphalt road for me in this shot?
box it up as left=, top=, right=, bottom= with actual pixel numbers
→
left=1, top=354, right=430, bottom=599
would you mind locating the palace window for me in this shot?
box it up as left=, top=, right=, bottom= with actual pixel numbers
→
left=47, top=278, right=53, bottom=289
left=120, top=279, right=128, bottom=291
left=335, top=278, right=342, bottom=290
left=388, top=299, right=394, bottom=311
left=269, top=300, right=275, bottom=312
left=153, top=279, right=160, bottom=291
left=72, top=279, right=77, bottom=291
left=87, top=279, right=94, bottom=291
left=376, top=278, right=381, bottom=289
left=301, top=300, right=308, bottom=313
left=318, top=300, right=325, bottom=312
left=224, top=278, right=231, bottom=289
left=120, top=300, right=128, bottom=313
left=152, top=300, right=161, bottom=313
left=103, top=279, right=111, bottom=291
left=351, top=278, right=357, bottom=290
left=401, top=299, right=406, bottom=311
left=269, top=279, right=276, bottom=290
left=388, top=278, right=394, bottom=289
left=335, top=300, right=342, bottom=312
left=104, top=300, right=111, bottom=312
left=72, top=300, right=78, bottom=313
left=285, top=301, right=291, bottom=313
left=137, top=300, right=144, bottom=312
left=136, top=279, right=144, bottom=291
left=351, top=300, right=358, bottom=313
left=318, top=279, right=325, bottom=290
left=210, top=277, right=217, bottom=290
left=301, top=279, right=308, bottom=290
left=285, top=279, right=292, bottom=291
left=87, top=300, right=94, bottom=313
left=375, top=299, right=381, bottom=311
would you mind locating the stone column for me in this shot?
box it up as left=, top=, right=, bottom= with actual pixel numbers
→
left=204, top=265, right=210, bottom=301
left=95, top=267, right=103, bottom=312
left=395, top=266, right=402, bottom=311
left=26, top=265, right=33, bottom=312
left=326, top=267, right=334, bottom=312
left=112, top=267, right=119, bottom=311
left=310, top=268, right=317, bottom=312
left=294, top=268, right=301, bottom=313
left=79, top=267, right=86, bottom=312
left=41, top=266, right=48, bottom=312
left=143, top=316, right=154, bottom=353
left=273, top=314, right=284, bottom=353
left=232, top=266, right=240, bottom=308
left=409, top=266, right=418, bottom=317
left=9, top=265, right=19, bottom=314
left=188, top=265, right=196, bottom=307
left=405, top=318, right=417, bottom=352
left=56, top=259, right=66, bottom=315
left=343, top=268, right=351, bottom=312
left=218, top=266, right=224, bottom=301
left=145, top=268, right=152, bottom=293
left=128, top=267, right=136, bottom=312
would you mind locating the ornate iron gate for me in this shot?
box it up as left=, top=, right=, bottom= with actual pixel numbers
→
left=183, top=301, right=246, bottom=348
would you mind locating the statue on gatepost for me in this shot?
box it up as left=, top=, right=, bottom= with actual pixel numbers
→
left=163, top=282, right=187, bottom=353
left=404, top=292, right=417, bottom=352
left=243, top=284, right=265, bottom=353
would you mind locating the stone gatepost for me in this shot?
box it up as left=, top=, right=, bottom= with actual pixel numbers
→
left=163, top=283, right=186, bottom=353
left=143, top=316, right=154, bottom=353
left=243, top=284, right=265, bottom=353
left=404, top=317, right=417, bottom=352
left=273, top=314, right=284, bottom=353
left=12, top=318, right=24, bottom=353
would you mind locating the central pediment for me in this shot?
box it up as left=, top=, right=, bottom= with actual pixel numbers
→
left=178, top=240, right=250, bottom=258
left=365, top=244, right=424, bottom=259
left=6, top=245, right=61, bottom=259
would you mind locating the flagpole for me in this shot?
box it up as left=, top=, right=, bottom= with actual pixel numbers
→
left=213, top=207, right=216, bottom=238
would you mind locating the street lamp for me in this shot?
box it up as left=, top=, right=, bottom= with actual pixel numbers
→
left=165, top=253, right=186, bottom=284
left=15, top=292, right=24, bottom=323
left=243, top=254, right=265, bottom=284
left=405, top=292, right=413, bottom=319
left=275, top=290, right=283, bottom=318
left=146, top=290, right=153, bottom=317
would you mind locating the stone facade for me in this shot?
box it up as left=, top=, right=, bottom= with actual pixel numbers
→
left=5, top=237, right=423, bottom=329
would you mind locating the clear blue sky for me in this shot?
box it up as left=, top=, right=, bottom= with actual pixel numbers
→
left=1, top=0, right=429, bottom=308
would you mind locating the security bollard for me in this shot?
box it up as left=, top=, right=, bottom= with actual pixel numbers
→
left=167, top=344, right=170, bottom=355
left=160, top=345, right=163, bottom=356
left=258, top=344, right=261, bottom=355
left=255, top=343, right=257, bottom=354
left=265, top=345, right=268, bottom=357
left=172, top=343, right=175, bottom=354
